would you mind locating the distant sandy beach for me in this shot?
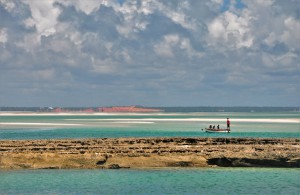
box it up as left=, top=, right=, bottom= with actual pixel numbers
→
left=66, top=118, right=300, bottom=123
left=0, top=112, right=124, bottom=116
left=0, top=112, right=299, bottom=124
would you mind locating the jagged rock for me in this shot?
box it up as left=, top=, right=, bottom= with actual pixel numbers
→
left=172, top=161, right=193, bottom=167
left=40, top=166, right=59, bottom=169
left=0, top=138, right=299, bottom=169
left=96, top=155, right=108, bottom=165
left=108, top=164, right=121, bottom=169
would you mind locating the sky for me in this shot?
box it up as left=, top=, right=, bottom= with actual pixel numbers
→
left=0, top=0, right=299, bottom=107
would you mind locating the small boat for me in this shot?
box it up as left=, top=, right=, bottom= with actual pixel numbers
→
left=204, top=128, right=230, bottom=133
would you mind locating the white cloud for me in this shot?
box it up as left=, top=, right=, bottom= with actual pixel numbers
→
left=156, top=1, right=196, bottom=31
left=243, top=0, right=300, bottom=51
left=23, top=0, right=61, bottom=37
left=57, top=0, right=103, bottom=15
left=154, top=34, right=202, bottom=59
left=262, top=16, right=300, bottom=50
left=0, top=0, right=15, bottom=12
left=154, top=34, right=180, bottom=57
left=263, top=32, right=277, bottom=47
left=0, top=28, right=8, bottom=44
left=262, top=51, right=299, bottom=68
left=20, top=0, right=105, bottom=49
left=252, top=0, right=274, bottom=7
left=115, top=0, right=196, bottom=38
left=281, top=17, right=300, bottom=49
left=115, top=0, right=154, bottom=38
left=91, top=57, right=117, bottom=74
left=19, top=0, right=62, bottom=51
left=179, top=38, right=203, bottom=58
left=0, top=0, right=299, bottom=106
left=160, top=1, right=196, bottom=30
left=207, top=10, right=254, bottom=49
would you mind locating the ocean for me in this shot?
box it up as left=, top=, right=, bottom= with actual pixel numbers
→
left=1, top=168, right=299, bottom=195
left=0, top=111, right=299, bottom=194
left=0, top=112, right=299, bottom=139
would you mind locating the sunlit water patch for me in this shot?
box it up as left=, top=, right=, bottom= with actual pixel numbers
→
left=0, top=112, right=299, bottom=140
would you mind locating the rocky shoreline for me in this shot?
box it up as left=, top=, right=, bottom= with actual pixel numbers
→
left=0, top=137, right=299, bottom=169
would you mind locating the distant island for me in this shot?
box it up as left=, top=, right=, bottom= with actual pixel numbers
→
left=0, top=106, right=299, bottom=113
left=99, top=106, right=163, bottom=112
left=0, top=106, right=163, bottom=113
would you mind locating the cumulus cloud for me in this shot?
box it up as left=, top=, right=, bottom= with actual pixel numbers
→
left=23, top=0, right=61, bottom=38
left=57, top=0, right=103, bottom=14
left=207, top=10, right=254, bottom=49
left=0, top=0, right=15, bottom=12
left=0, top=28, right=7, bottom=44
left=0, top=0, right=299, bottom=106
left=154, top=34, right=202, bottom=58
left=281, top=17, right=300, bottom=49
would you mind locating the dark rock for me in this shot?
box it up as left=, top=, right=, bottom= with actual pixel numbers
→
left=208, top=157, right=233, bottom=167
left=185, top=138, right=197, bottom=144
left=208, top=157, right=300, bottom=168
left=41, top=166, right=59, bottom=169
left=96, top=155, right=108, bottom=165
left=172, top=161, right=193, bottom=167
left=108, top=164, right=121, bottom=169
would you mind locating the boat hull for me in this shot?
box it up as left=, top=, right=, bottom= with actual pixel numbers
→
left=204, top=128, right=230, bottom=133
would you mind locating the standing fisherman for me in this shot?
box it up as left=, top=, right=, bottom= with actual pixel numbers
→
left=227, top=118, right=230, bottom=130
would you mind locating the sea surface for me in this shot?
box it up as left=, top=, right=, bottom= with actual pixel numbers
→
left=0, top=112, right=299, bottom=139
left=0, top=111, right=299, bottom=194
left=0, top=168, right=299, bottom=195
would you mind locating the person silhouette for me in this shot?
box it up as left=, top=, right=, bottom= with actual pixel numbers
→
left=227, top=118, right=230, bottom=129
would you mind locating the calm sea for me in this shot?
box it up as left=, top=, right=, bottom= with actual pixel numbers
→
left=0, top=112, right=299, bottom=194
left=0, top=168, right=299, bottom=194
left=0, top=112, right=299, bottom=139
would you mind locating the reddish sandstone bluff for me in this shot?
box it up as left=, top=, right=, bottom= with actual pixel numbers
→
left=0, top=138, right=299, bottom=169
left=100, top=106, right=162, bottom=112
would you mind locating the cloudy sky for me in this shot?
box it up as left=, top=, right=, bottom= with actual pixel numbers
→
left=0, top=0, right=299, bottom=107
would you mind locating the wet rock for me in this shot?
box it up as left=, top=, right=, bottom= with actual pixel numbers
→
left=40, top=166, right=59, bottom=169
left=207, top=157, right=300, bottom=168
left=207, top=157, right=233, bottom=167
left=172, top=161, right=193, bottom=167
left=108, top=164, right=121, bottom=169
left=1, top=137, right=299, bottom=169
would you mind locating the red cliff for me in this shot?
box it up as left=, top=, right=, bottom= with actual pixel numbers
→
left=99, top=106, right=162, bottom=113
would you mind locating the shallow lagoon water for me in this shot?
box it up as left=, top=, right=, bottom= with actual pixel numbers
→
left=0, top=112, right=299, bottom=194
left=0, top=112, right=299, bottom=139
left=1, top=168, right=300, bottom=195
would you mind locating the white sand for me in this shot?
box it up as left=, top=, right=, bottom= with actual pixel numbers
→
left=0, top=122, right=82, bottom=126
left=111, top=121, right=155, bottom=124
left=65, top=118, right=299, bottom=124
left=1, top=112, right=299, bottom=124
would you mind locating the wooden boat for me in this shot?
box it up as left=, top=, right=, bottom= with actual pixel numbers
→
left=204, top=128, right=230, bottom=133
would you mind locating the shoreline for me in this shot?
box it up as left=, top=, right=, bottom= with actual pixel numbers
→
left=1, top=112, right=299, bottom=124
left=0, top=137, right=299, bottom=169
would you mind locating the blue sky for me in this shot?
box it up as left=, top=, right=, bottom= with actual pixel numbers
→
left=0, top=0, right=299, bottom=107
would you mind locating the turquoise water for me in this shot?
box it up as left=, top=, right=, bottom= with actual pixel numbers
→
left=0, top=168, right=299, bottom=194
left=0, top=112, right=299, bottom=139
left=0, top=112, right=299, bottom=194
